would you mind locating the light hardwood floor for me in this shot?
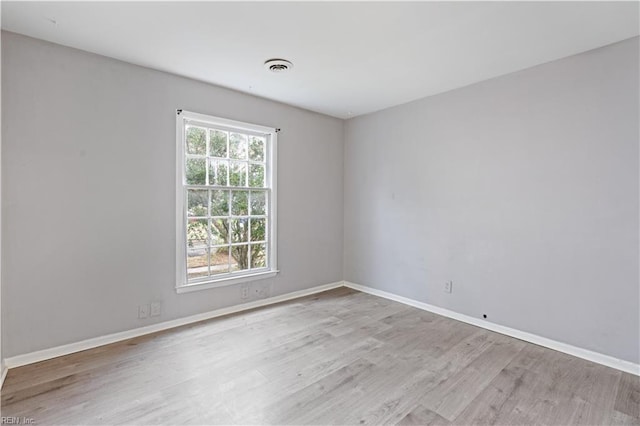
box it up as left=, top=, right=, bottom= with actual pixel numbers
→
left=1, top=288, right=638, bottom=425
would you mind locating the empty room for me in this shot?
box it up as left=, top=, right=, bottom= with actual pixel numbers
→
left=0, top=1, right=639, bottom=425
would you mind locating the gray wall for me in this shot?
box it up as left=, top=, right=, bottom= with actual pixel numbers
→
left=344, top=37, right=639, bottom=364
left=0, top=31, right=3, bottom=369
left=3, top=31, right=638, bottom=365
left=1, top=32, right=344, bottom=358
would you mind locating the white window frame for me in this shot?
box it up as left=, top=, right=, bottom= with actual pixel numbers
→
left=176, top=110, right=278, bottom=293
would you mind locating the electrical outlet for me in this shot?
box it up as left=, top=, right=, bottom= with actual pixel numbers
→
left=444, top=281, right=453, bottom=294
left=138, top=304, right=150, bottom=319
left=240, top=285, right=250, bottom=300
left=150, top=302, right=161, bottom=317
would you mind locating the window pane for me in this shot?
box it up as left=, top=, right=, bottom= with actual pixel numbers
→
left=187, top=218, right=208, bottom=248
left=231, top=244, right=249, bottom=272
left=210, top=247, right=230, bottom=275
left=187, top=190, right=208, bottom=217
left=209, top=130, right=228, bottom=158
left=231, top=218, right=248, bottom=243
left=229, top=162, right=247, bottom=187
left=187, top=247, right=209, bottom=279
left=229, top=133, right=248, bottom=159
left=249, top=164, right=265, bottom=188
left=209, top=159, right=228, bottom=186
left=186, top=126, right=206, bottom=155
left=186, top=158, right=206, bottom=185
left=250, top=191, right=266, bottom=215
left=181, top=115, right=273, bottom=284
left=210, top=219, right=229, bottom=245
left=250, top=243, right=267, bottom=269
left=210, top=190, right=229, bottom=216
left=250, top=218, right=266, bottom=242
left=231, top=190, right=249, bottom=216
left=249, top=136, right=265, bottom=162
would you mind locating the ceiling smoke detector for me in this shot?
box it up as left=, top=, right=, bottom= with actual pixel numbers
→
left=264, top=59, right=293, bottom=73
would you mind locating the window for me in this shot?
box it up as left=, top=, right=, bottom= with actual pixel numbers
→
left=176, top=110, right=277, bottom=292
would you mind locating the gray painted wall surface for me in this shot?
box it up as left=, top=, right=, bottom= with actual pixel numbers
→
left=0, top=30, right=3, bottom=369
left=2, top=31, right=638, bottom=365
left=2, top=32, right=344, bottom=357
left=344, top=37, right=639, bottom=363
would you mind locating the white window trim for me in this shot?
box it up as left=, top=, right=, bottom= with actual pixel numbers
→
left=175, top=110, right=278, bottom=293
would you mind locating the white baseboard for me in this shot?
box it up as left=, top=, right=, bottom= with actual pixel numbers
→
left=4, top=281, right=344, bottom=369
left=5, top=280, right=638, bottom=378
left=1, top=364, right=7, bottom=390
left=344, top=281, right=640, bottom=376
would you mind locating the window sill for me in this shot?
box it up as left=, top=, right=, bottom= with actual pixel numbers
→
left=175, top=270, right=279, bottom=294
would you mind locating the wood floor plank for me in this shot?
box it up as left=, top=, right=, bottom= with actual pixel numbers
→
left=223, top=338, right=387, bottom=424
left=615, top=372, right=640, bottom=420
left=452, top=348, right=544, bottom=425
left=453, top=344, right=625, bottom=426
left=505, top=349, right=622, bottom=426
left=264, top=358, right=377, bottom=424
left=420, top=336, right=525, bottom=421
left=3, top=321, right=337, bottom=419
left=610, top=409, right=640, bottom=425
left=1, top=288, right=633, bottom=426
left=353, top=331, right=497, bottom=425
left=2, top=298, right=325, bottom=394
left=397, top=405, right=450, bottom=426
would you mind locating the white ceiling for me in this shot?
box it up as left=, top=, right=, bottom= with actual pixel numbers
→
left=2, top=2, right=638, bottom=119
